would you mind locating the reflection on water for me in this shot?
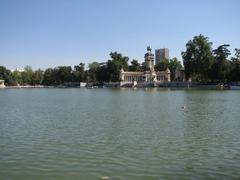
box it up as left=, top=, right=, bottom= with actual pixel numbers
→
left=0, top=89, right=240, bottom=179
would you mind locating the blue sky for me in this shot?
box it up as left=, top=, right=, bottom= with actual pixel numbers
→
left=0, top=0, right=240, bottom=70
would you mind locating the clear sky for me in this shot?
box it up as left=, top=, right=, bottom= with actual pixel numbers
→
left=0, top=0, right=240, bottom=70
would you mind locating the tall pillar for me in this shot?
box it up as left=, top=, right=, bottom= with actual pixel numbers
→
left=144, top=46, right=154, bottom=71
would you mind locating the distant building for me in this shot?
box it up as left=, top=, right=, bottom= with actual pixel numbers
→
left=120, top=46, right=170, bottom=86
left=155, top=48, right=169, bottom=64
left=11, top=68, right=24, bottom=72
left=0, top=80, right=5, bottom=88
left=80, top=82, right=87, bottom=87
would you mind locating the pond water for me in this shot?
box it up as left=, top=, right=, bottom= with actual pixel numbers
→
left=0, top=88, right=240, bottom=179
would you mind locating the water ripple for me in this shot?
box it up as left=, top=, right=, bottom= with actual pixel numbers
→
left=0, top=89, right=240, bottom=179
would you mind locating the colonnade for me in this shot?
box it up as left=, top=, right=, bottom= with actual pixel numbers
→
left=122, top=75, right=143, bottom=82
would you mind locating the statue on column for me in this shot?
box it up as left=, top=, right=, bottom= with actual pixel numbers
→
left=147, top=46, right=152, bottom=53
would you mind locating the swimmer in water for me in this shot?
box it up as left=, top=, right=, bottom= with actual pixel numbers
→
left=181, top=106, right=187, bottom=111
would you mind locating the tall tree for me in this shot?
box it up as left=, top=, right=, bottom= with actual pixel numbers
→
left=21, top=66, right=34, bottom=85
left=55, top=66, right=73, bottom=83
left=11, top=70, right=23, bottom=85
left=32, top=69, right=44, bottom=85
left=0, top=66, right=14, bottom=85
left=229, top=48, right=240, bottom=82
left=88, top=62, right=100, bottom=82
left=129, top=59, right=142, bottom=72
left=168, top=57, right=182, bottom=80
left=182, top=34, right=213, bottom=81
left=234, top=48, right=240, bottom=59
left=74, top=62, right=86, bottom=82
left=212, top=44, right=231, bottom=82
left=154, top=58, right=169, bottom=71
left=42, top=68, right=56, bottom=85
left=107, top=52, right=129, bottom=81
left=96, top=64, right=109, bottom=82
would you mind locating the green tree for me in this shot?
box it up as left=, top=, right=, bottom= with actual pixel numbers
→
left=129, top=59, right=142, bottom=72
left=0, top=66, right=14, bottom=85
left=21, top=66, right=34, bottom=85
left=96, top=64, right=109, bottom=82
left=74, top=62, right=86, bottom=82
left=155, top=58, right=169, bottom=71
left=88, top=62, right=100, bottom=82
left=55, top=66, right=73, bottom=84
left=32, top=69, right=44, bottom=85
left=234, top=48, right=240, bottom=59
left=212, top=44, right=231, bottom=82
left=42, top=68, right=56, bottom=85
left=182, top=34, right=214, bottom=81
left=110, top=52, right=129, bottom=71
left=168, top=57, right=182, bottom=80
left=107, top=52, right=129, bottom=81
left=11, top=70, right=23, bottom=85
left=229, top=48, right=240, bottom=82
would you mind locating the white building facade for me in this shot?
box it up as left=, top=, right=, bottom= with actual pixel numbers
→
left=0, top=80, right=5, bottom=88
left=120, top=46, right=171, bottom=86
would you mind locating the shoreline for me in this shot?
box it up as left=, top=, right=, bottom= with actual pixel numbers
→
left=1, top=83, right=239, bottom=90
left=1, top=81, right=239, bottom=90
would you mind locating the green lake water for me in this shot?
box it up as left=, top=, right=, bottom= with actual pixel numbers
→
left=0, top=88, right=240, bottom=179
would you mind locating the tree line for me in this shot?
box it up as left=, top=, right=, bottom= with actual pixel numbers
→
left=182, top=34, right=240, bottom=82
left=1, top=34, right=239, bottom=86
left=0, top=52, right=182, bottom=86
